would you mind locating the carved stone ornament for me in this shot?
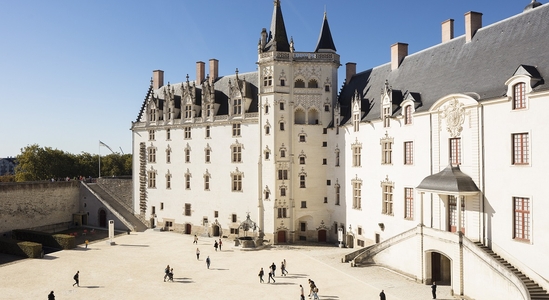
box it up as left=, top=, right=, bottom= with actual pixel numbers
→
left=440, top=98, right=465, bottom=138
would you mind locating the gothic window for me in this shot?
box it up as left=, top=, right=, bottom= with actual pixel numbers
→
left=294, top=79, right=305, bottom=88
left=299, top=152, right=306, bottom=165
left=149, top=108, right=156, bottom=121
left=295, top=109, right=306, bottom=124
left=148, top=169, right=156, bottom=188
left=353, top=111, right=360, bottom=132
left=280, top=185, right=287, bottom=197
left=308, top=79, right=318, bottom=88
left=148, top=147, right=156, bottom=163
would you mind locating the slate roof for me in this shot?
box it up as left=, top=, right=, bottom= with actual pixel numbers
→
left=416, top=164, right=480, bottom=194
left=315, top=12, right=336, bottom=53
left=264, top=0, right=290, bottom=52
left=135, top=71, right=258, bottom=122
left=338, top=3, right=549, bottom=124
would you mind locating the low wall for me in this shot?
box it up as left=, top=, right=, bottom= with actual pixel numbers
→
left=0, top=181, right=80, bottom=235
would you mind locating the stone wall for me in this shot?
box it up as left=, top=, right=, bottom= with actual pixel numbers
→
left=0, top=181, right=80, bottom=236
left=96, top=177, right=133, bottom=212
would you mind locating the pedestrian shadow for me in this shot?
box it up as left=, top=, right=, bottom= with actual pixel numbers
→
left=219, top=250, right=234, bottom=252
left=172, top=277, right=194, bottom=284
left=279, top=274, right=307, bottom=279
left=117, top=244, right=150, bottom=247
left=319, top=295, right=339, bottom=300
left=210, top=268, right=229, bottom=271
left=270, top=282, right=296, bottom=286
left=82, top=286, right=104, bottom=288
left=41, top=255, right=59, bottom=261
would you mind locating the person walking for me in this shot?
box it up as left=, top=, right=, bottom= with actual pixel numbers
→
left=258, top=267, right=264, bottom=283
left=48, top=291, right=55, bottom=300
left=72, top=271, right=79, bottom=287
left=193, top=235, right=198, bottom=244
left=270, top=262, right=276, bottom=277
left=218, top=238, right=222, bottom=251
left=164, top=265, right=170, bottom=282
left=431, top=282, right=437, bottom=299
left=379, top=289, right=386, bottom=300
left=300, top=284, right=305, bottom=300
left=85, top=240, right=89, bottom=249
left=214, top=240, right=218, bottom=251
left=196, top=248, right=200, bottom=260
left=280, top=260, right=287, bottom=276
left=167, top=268, right=174, bottom=282
left=206, top=256, right=211, bottom=269
left=268, top=269, right=275, bottom=283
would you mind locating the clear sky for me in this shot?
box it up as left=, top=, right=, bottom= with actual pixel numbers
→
left=0, top=0, right=533, bottom=157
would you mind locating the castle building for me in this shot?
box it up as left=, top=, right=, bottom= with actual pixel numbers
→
left=132, top=1, right=549, bottom=298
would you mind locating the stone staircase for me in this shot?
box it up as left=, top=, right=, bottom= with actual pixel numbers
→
left=86, top=183, right=148, bottom=232
left=475, top=242, right=549, bottom=300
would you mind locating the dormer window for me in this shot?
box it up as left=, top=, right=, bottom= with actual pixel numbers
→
left=513, top=83, right=526, bottom=110
left=185, top=105, right=193, bottom=119
left=383, top=107, right=391, bottom=127
left=404, top=105, right=413, bottom=125
left=233, top=98, right=242, bottom=115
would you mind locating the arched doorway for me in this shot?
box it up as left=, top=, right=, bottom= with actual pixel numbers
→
left=99, top=209, right=107, bottom=228
left=318, top=230, right=327, bottom=242
left=427, top=251, right=452, bottom=285
left=185, top=223, right=192, bottom=234
left=212, top=225, right=220, bottom=237
left=277, top=230, right=286, bottom=243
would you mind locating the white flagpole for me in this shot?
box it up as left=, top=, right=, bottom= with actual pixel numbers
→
left=98, top=141, right=101, bottom=178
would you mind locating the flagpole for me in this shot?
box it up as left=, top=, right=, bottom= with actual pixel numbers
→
left=98, top=141, right=101, bottom=178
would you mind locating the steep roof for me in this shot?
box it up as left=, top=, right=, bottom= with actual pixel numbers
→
left=417, top=165, right=480, bottom=194
left=338, top=3, right=549, bottom=124
left=315, top=12, right=336, bottom=53
left=264, top=0, right=290, bottom=52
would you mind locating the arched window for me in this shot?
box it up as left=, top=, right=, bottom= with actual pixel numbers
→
left=295, top=109, right=306, bottom=124
left=308, top=109, right=319, bottom=125
left=294, top=79, right=305, bottom=88
left=308, top=79, right=318, bottom=88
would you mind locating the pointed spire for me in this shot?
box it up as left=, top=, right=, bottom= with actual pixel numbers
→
left=314, top=10, right=336, bottom=53
left=264, top=0, right=290, bottom=52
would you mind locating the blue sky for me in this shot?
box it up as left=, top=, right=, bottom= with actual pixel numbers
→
left=0, top=0, right=531, bottom=157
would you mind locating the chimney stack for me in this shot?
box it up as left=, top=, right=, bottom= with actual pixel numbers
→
left=196, top=61, right=205, bottom=84
left=345, top=62, right=356, bottom=85
left=442, top=19, right=454, bottom=43
left=465, top=11, right=482, bottom=43
left=209, top=59, right=219, bottom=84
left=152, top=70, right=164, bottom=90
left=391, top=43, right=408, bottom=71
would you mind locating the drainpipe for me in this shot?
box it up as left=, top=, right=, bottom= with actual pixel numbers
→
left=480, top=103, right=486, bottom=246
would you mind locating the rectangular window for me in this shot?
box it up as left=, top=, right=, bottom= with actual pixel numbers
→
left=512, top=133, right=529, bottom=165
left=448, top=196, right=465, bottom=233
left=160, top=203, right=164, bottom=210
left=383, top=107, right=391, bottom=127
left=204, top=176, right=210, bottom=190
left=232, top=174, right=242, bottom=191
left=404, top=188, right=414, bottom=220
left=449, top=138, right=461, bottom=166
left=280, top=102, right=285, bottom=110
left=184, top=203, right=191, bottom=216
left=232, top=214, right=237, bottom=223
left=353, top=181, right=361, bottom=209
left=357, top=227, right=362, bottom=235
left=335, top=151, right=340, bottom=167
left=166, top=176, right=171, bottom=189
left=513, top=197, right=530, bottom=241
left=185, top=174, right=191, bottom=189
left=149, top=130, right=155, bottom=140
left=382, top=141, right=392, bottom=164
left=184, top=127, right=192, bottom=139
left=300, top=222, right=306, bottom=231
left=166, top=150, right=171, bottom=163
left=166, top=129, right=171, bottom=140
left=404, top=105, right=412, bottom=125
left=277, top=207, right=287, bottom=218
left=353, top=112, right=360, bottom=132
left=205, top=149, right=211, bottom=163
left=322, top=158, right=327, bottom=165
left=214, top=211, right=219, bottom=218
left=280, top=122, right=285, bottom=131
left=299, top=135, right=306, bottom=142
left=278, top=169, right=288, bottom=180
left=185, top=105, right=193, bottom=119
left=148, top=148, right=156, bottom=163
left=301, top=201, right=307, bottom=208
left=322, top=141, right=327, bottom=147
left=232, top=145, right=242, bottom=163
left=513, top=83, right=526, bottom=110
left=352, top=146, right=361, bottom=167
left=335, top=185, right=340, bottom=205
left=300, top=175, right=306, bottom=188
left=233, top=98, right=242, bottom=115
left=232, top=124, right=241, bottom=137
left=148, top=171, right=156, bottom=188
left=382, top=183, right=393, bottom=215
left=185, top=149, right=191, bottom=163
left=280, top=187, right=286, bottom=197
left=404, top=141, right=413, bottom=165
left=205, top=126, right=211, bottom=138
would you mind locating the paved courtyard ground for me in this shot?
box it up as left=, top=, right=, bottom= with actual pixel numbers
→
left=0, top=230, right=456, bottom=299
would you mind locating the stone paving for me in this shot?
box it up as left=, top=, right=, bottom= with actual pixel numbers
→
left=0, top=230, right=456, bottom=300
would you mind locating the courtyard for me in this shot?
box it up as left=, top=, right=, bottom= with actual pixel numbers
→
left=0, top=230, right=454, bottom=299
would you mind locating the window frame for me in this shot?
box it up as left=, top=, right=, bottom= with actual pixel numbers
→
left=512, top=133, right=529, bottom=165
left=513, top=197, right=531, bottom=242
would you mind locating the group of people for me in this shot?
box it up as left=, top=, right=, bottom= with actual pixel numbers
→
left=258, top=259, right=289, bottom=284
left=163, top=265, right=174, bottom=282
left=214, top=238, right=222, bottom=251
left=306, top=279, right=319, bottom=300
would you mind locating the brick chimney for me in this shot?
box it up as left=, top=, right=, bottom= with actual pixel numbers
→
left=152, top=70, right=164, bottom=90
left=442, top=19, right=454, bottom=43
left=209, top=59, right=219, bottom=84
left=196, top=61, right=205, bottom=84
left=345, top=62, right=356, bottom=85
left=465, top=11, right=482, bottom=43
left=391, top=43, right=408, bottom=71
